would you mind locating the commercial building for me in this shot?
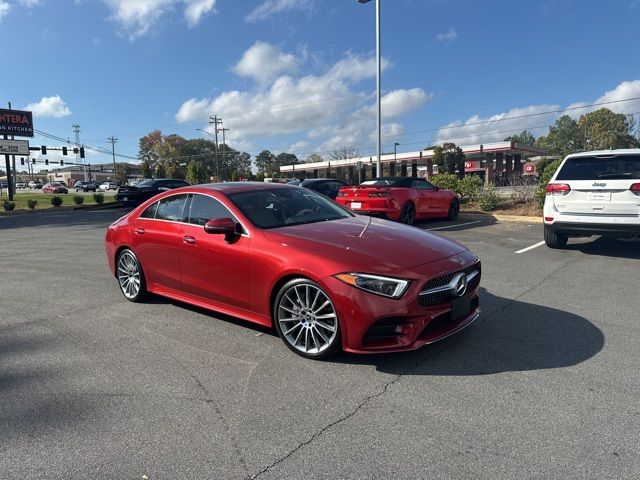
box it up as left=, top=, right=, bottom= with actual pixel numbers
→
left=44, top=162, right=142, bottom=185
left=280, top=141, right=548, bottom=186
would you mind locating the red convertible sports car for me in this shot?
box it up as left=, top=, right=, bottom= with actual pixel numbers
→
left=105, top=182, right=480, bottom=359
left=336, top=177, right=459, bottom=225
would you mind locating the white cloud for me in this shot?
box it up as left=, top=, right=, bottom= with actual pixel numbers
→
left=176, top=44, right=432, bottom=152
left=232, top=41, right=298, bottom=85
left=245, top=0, right=312, bottom=23
left=288, top=140, right=309, bottom=153
left=25, top=95, right=72, bottom=118
left=436, top=28, right=457, bottom=45
left=102, top=0, right=217, bottom=40
left=0, top=1, right=11, bottom=21
left=432, top=79, right=640, bottom=146
left=18, top=0, right=42, bottom=6
left=184, top=0, right=216, bottom=28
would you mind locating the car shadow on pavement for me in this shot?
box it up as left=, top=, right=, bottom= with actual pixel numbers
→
left=566, top=236, right=640, bottom=260
left=415, top=214, right=496, bottom=232
left=333, top=288, right=605, bottom=376
left=0, top=206, right=131, bottom=231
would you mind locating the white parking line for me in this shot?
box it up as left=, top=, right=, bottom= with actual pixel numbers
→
left=515, top=240, right=545, bottom=254
left=427, top=220, right=482, bottom=231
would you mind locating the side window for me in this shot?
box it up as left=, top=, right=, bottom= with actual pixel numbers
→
left=139, top=201, right=159, bottom=219
left=188, top=194, right=237, bottom=226
left=411, top=179, right=434, bottom=190
left=155, top=194, right=189, bottom=222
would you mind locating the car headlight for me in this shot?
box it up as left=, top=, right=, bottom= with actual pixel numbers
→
left=335, top=273, right=410, bottom=299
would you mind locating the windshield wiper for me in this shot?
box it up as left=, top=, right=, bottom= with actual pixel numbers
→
left=596, top=173, right=631, bottom=179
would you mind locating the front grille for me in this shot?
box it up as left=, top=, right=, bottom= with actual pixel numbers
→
left=418, top=261, right=481, bottom=307
left=418, top=296, right=480, bottom=338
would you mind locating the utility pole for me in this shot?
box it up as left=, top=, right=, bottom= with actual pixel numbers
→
left=221, top=127, right=229, bottom=180
left=3, top=101, right=14, bottom=201
left=209, top=115, right=223, bottom=180
left=72, top=125, right=83, bottom=180
left=108, top=137, right=118, bottom=184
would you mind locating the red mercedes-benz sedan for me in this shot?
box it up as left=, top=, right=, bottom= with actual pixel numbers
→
left=105, top=182, right=480, bottom=359
left=335, top=177, right=459, bottom=225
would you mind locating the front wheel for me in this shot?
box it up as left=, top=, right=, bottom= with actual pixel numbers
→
left=116, top=249, right=148, bottom=302
left=273, top=278, right=341, bottom=359
left=544, top=225, right=568, bottom=249
left=447, top=198, right=460, bottom=220
left=400, top=203, right=416, bottom=226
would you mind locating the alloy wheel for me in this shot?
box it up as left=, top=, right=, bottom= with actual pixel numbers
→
left=117, top=251, right=142, bottom=300
left=276, top=283, right=338, bottom=355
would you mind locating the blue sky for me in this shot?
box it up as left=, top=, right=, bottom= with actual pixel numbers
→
left=2, top=0, right=640, bottom=169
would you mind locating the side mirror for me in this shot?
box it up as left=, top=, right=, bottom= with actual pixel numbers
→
left=204, top=217, right=237, bottom=236
left=433, top=185, right=440, bottom=191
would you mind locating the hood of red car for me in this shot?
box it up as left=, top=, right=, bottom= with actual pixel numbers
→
left=263, top=216, right=467, bottom=269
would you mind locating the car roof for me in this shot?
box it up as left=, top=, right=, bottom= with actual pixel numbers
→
left=566, top=148, right=640, bottom=159
left=174, top=182, right=298, bottom=195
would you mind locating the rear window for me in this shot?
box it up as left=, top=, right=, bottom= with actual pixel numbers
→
left=556, top=155, right=640, bottom=180
left=361, top=177, right=411, bottom=187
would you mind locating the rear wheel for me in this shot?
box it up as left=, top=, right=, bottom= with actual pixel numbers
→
left=544, top=225, right=568, bottom=249
left=116, top=249, right=148, bottom=302
left=273, top=278, right=341, bottom=360
left=400, top=203, right=416, bottom=226
left=447, top=198, right=460, bottom=220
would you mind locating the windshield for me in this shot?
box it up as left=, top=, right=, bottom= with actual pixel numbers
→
left=135, top=180, right=157, bottom=187
left=557, top=155, right=640, bottom=180
left=227, top=187, right=354, bottom=229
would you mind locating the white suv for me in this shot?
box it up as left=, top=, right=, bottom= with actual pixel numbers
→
left=543, top=149, right=640, bottom=248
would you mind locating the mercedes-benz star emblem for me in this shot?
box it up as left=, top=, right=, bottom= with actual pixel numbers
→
left=451, top=273, right=468, bottom=297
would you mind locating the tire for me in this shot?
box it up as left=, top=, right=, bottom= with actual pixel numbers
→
left=273, top=278, right=341, bottom=360
left=447, top=198, right=460, bottom=221
left=400, top=203, right=416, bottom=226
left=116, top=249, right=148, bottom=302
left=544, top=225, right=568, bottom=249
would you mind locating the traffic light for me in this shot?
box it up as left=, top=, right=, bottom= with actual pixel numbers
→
left=62, top=146, right=68, bottom=155
left=20, top=158, right=25, bottom=166
left=32, top=158, right=36, bottom=164
left=79, top=147, right=85, bottom=159
left=60, top=160, right=64, bottom=166
left=41, top=146, right=47, bottom=154
left=45, top=159, right=49, bottom=165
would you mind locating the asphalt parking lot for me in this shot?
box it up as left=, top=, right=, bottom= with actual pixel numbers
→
left=1, top=209, right=638, bottom=479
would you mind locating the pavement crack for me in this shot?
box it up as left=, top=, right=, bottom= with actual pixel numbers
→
left=248, top=358, right=426, bottom=480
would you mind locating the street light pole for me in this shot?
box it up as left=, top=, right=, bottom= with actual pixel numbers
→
left=394, top=142, right=399, bottom=161
left=358, top=0, right=381, bottom=177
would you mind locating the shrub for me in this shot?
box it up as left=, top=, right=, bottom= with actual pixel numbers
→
left=2, top=200, right=16, bottom=211
left=93, top=192, right=104, bottom=204
left=457, top=175, right=483, bottom=201
left=430, top=173, right=458, bottom=192
left=478, top=185, right=499, bottom=212
left=51, top=196, right=63, bottom=207
left=534, top=159, right=563, bottom=208
left=72, top=195, right=85, bottom=205
left=27, top=199, right=38, bottom=209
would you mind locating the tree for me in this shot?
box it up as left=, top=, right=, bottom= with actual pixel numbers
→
left=115, top=163, right=131, bottom=185
left=275, top=152, right=299, bottom=170
left=155, top=162, right=166, bottom=178
left=433, top=142, right=465, bottom=177
left=329, top=144, right=360, bottom=161
left=139, top=160, right=152, bottom=179
left=536, top=115, right=581, bottom=158
left=186, top=161, right=208, bottom=185
left=577, top=108, right=639, bottom=151
left=138, top=130, right=163, bottom=170
left=504, top=130, right=536, bottom=145
left=255, top=150, right=278, bottom=176
left=305, top=153, right=324, bottom=163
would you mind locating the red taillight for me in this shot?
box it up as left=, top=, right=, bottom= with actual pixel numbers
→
left=630, top=183, right=640, bottom=195
left=368, top=191, right=391, bottom=198
left=544, top=217, right=554, bottom=222
left=545, top=183, right=571, bottom=195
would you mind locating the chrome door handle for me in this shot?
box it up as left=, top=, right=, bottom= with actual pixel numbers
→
left=183, top=235, right=196, bottom=245
left=134, top=228, right=145, bottom=235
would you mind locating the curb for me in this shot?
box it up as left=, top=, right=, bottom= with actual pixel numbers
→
left=0, top=202, right=122, bottom=216
left=462, top=211, right=543, bottom=224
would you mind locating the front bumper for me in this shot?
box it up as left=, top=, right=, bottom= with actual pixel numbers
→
left=324, top=252, right=481, bottom=354
left=545, top=221, right=640, bottom=238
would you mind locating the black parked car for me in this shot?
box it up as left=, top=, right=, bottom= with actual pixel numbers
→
left=116, top=178, right=190, bottom=206
left=300, top=178, right=349, bottom=200
left=74, top=181, right=97, bottom=192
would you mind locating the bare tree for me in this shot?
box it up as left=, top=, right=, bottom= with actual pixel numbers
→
left=329, top=144, right=360, bottom=161
left=304, top=153, right=325, bottom=164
